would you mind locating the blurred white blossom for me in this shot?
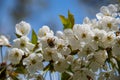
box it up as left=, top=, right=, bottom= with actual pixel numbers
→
left=0, top=35, right=10, bottom=46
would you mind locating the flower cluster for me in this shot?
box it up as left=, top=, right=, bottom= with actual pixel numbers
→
left=0, top=4, right=120, bottom=80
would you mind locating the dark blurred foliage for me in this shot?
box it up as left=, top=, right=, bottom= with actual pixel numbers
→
left=11, top=0, right=49, bottom=23
left=0, top=0, right=50, bottom=40
left=79, top=0, right=120, bottom=15
left=11, top=0, right=31, bottom=22
left=81, top=0, right=120, bottom=6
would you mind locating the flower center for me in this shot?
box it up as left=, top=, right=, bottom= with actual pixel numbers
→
left=57, top=44, right=63, bottom=49
left=47, top=38, right=55, bottom=48
left=20, top=42, right=25, bottom=47
left=81, top=33, right=86, bottom=38
left=14, top=52, right=19, bottom=57
left=31, top=59, right=36, bottom=65
left=20, top=28, right=25, bottom=34
left=86, top=48, right=91, bottom=55
left=107, top=36, right=112, bottom=41
left=94, top=36, right=99, bottom=41
left=57, top=61, right=61, bottom=66
left=107, top=23, right=112, bottom=29
left=105, top=73, right=110, bottom=78
left=47, top=51, right=52, bottom=56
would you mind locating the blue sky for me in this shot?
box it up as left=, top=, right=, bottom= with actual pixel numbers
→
left=0, top=0, right=97, bottom=37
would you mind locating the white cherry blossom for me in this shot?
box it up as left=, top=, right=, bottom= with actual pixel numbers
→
left=54, top=59, right=69, bottom=72
left=87, top=50, right=108, bottom=71
left=40, top=35, right=58, bottom=48
left=64, top=29, right=81, bottom=50
left=56, top=38, right=71, bottom=55
left=73, top=24, right=93, bottom=43
left=96, top=4, right=118, bottom=19
left=98, top=70, right=120, bottom=80
left=38, top=26, right=54, bottom=38
left=15, top=21, right=31, bottom=36
left=90, top=29, right=107, bottom=50
left=78, top=44, right=94, bottom=57
left=8, top=48, right=24, bottom=64
left=13, top=36, right=35, bottom=54
left=102, top=31, right=116, bottom=48
left=43, top=47, right=64, bottom=61
left=72, top=68, right=95, bottom=80
left=98, top=16, right=120, bottom=32
left=23, top=53, right=43, bottom=74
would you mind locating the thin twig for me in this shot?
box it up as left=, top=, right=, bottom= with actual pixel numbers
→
left=0, top=46, right=3, bottom=63
left=43, top=71, right=47, bottom=79
left=49, top=71, right=52, bottom=80
left=58, top=72, right=60, bottom=80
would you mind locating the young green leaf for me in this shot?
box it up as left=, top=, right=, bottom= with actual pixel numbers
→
left=59, top=11, right=75, bottom=29
left=31, top=29, right=38, bottom=44
left=68, top=10, right=74, bottom=28
left=59, top=15, right=68, bottom=25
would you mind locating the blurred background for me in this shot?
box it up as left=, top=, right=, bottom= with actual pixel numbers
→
left=0, top=0, right=120, bottom=41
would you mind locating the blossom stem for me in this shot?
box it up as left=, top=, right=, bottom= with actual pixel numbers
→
left=58, top=73, right=61, bottom=80
left=53, top=73, right=55, bottom=80
left=49, top=71, right=52, bottom=80
left=43, top=71, right=47, bottom=79
left=0, top=46, right=3, bottom=63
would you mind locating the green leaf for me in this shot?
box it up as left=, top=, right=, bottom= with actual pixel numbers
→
left=68, top=10, right=74, bottom=28
left=59, top=15, right=68, bottom=29
left=31, top=29, right=38, bottom=44
left=59, top=11, right=75, bottom=30
left=59, top=15, right=68, bottom=25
